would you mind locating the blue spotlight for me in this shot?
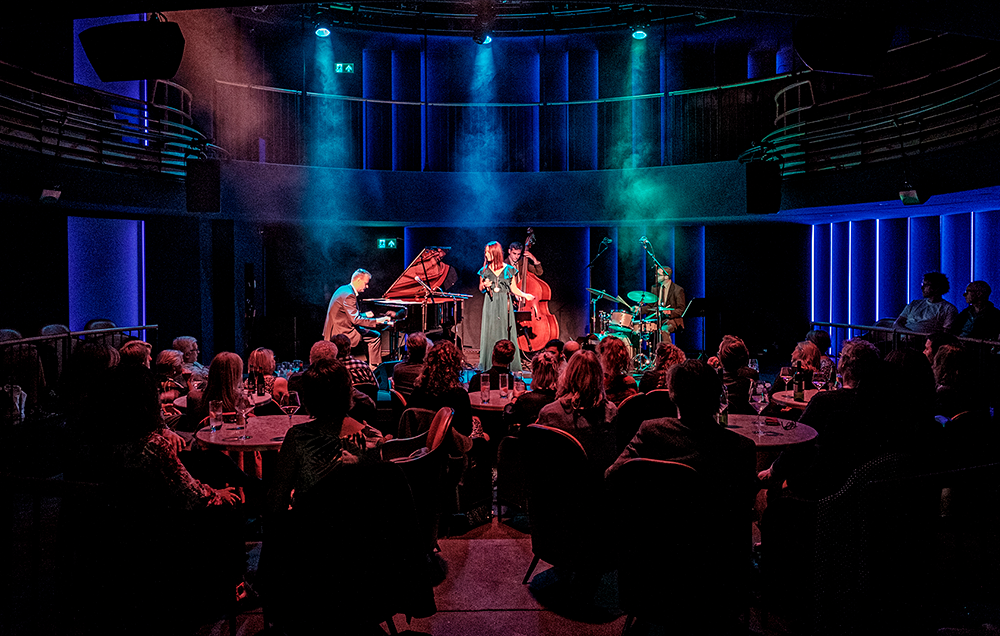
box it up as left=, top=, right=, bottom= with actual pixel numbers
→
left=315, top=26, right=331, bottom=37
left=632, top=28, right=648, bottom=40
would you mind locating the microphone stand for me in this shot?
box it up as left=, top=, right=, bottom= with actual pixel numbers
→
left=642, top=240, right=666, bottom=347
left=587, top=239, right=613, bottom=335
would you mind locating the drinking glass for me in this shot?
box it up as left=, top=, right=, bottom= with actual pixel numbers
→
left=521, top=370, right=533, bottom=390
left=280, top=391, right=301, bottom=422
left=778, top=366, right=794, bottom=392
left=812, top=368, right=829, bottom=391
left=234, top=393, right=254, bottom=440
left=513, top=372, right=526, bottom=398
left=480, top=373, right=491, bottom=404
left=499, top=374, right=510, bottom=399
left=748, top=358, right=759, bottom=373
left=749, top=381, right=769, bottom=435
left=208, top=399, right=224, bottom=432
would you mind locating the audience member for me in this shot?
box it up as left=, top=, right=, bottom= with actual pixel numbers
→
left=805, top=329, right=835, bottom=377
left=607, top=359, right=756, bottom=507
left=155, top=349, right=188, bottom=405
left=503, top=350, right=560, bottom=432
left=0, top=328, right=46, bottom=417
left=638, top=341, right=686, bottom=393
left=247, top=347, right=278, bottom=394
left=267, top=358, right=368, bottom=517
left=598, top=335, right=638, bottom=406
left=331, top=333, right=378, bottom=387
left=955, top=280, right=1000, bottom=340
left=536, top=350, right=618, bottom=476
left=119, top=340, right=153, bottom=368
left=408, top=340, right=475, bottom=437
left=883, top=347, right=937, bottom=442
left=468, top=339, right=516, bottom=393
left=285, top=340, right=376, bottom=426
left=924, top=331, right=960, bottom=363
left=709, top=335, right=758, bottom=415
left=562, top=339, right=581, bottom=361
left=893, top=272, right=959, bottom=335
left=391, top=332, right=429, bottom=398
left=933, top=343, right=985, bottom=419
left=760, top=338, right=893, bottom=499
left=173, top=336, right=206, bottom=374
left=195, top=352, right=244, bottom=423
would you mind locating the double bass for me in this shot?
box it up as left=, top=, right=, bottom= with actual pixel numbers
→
left=515, top=229, right=559, bottom=353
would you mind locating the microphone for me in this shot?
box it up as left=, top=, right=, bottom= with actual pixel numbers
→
left=414, top=275, right=434, bottom=293
left=601, top=237, right=612, bottom=246
left=640, top=236, right=652, bottom=250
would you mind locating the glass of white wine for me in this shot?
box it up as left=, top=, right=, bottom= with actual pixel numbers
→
left=280, top=390, right=301, bottom=423
left=749, top=381, right=769, bottom=435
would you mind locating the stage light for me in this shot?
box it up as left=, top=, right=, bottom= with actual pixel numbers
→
left=315, top=25, right=331, bottom=37
left=632, top=27, right=648, bottom=40
left=472, top=0, right=497, bottom=45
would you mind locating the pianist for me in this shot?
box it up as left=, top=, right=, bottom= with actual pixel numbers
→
left=322, top=269, right=390, bottom=367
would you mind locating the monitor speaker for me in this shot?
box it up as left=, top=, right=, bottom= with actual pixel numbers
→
left=79, top=20, right=185, bottom=82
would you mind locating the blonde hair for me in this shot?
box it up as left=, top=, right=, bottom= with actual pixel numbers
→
left=557, top=350, right=607, bottom=411
left=792, top=341, right=821, bottom=372
left=247, top=347, right=276, bottom=376
left=204, top=352, right=244, bottom=412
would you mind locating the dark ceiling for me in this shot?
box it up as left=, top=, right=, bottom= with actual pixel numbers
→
left=20, top=1, right=1000, bottom=43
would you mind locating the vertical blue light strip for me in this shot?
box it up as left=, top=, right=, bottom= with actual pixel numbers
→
left=810, top=224, right=815, bottom=324
left=970, top=213, right=975, bottom=280
left=829, top=224, right=834, bottom=325
left=906, top=217, right=912, bottom=303
left=875, top=219, right=880, bottom=319
left=848, top=221, right=853, bottom=337
left=139, top=220, right=146, bottom=337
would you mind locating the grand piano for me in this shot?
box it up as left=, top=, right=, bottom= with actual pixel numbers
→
left=367, top=246, right=471, bottom=359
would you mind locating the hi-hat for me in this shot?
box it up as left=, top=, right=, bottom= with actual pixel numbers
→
left=627, top=290, right=657, bottom=304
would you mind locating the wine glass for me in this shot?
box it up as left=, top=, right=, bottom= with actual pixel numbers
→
left=748, top=358, right=759, bottom=373
left=280, top=391, right=301, bottom=422
left=234, top=393, right=254, bottom=440
left=513, top=372, right=526, bottom=398
left=749, top=381, right=769, bottom=435
left=778, top=366, right=794, bottom=392
left=812, top=368, right=829, bottom=392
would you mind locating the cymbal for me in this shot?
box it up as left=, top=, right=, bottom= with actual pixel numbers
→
left=627, top=290, right=657, bottom=304
left=586, top=288, right=618, bottom=302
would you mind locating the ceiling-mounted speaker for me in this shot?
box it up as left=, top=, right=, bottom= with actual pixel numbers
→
left=793, top=17, right=893, bottom=77
left=79, top=19, right=185, bottom=82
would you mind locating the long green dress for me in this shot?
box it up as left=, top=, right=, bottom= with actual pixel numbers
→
left=477, top=263, right=523, bottom=372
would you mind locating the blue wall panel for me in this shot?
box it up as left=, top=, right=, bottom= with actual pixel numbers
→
left=877, top=218, right=908, bottom=320
left=941, top=213, right=972, bottom=308
left=849, top=220, right=877, bottom=330
left=907, top=216, right=941, bottom=305
left=68, top=217, right=142, bottom=331
left=974, top=209, right=1000, bottom=287
left=831, top=222, right=851, bottom=331
left=811, top=223, right=831, bottom=324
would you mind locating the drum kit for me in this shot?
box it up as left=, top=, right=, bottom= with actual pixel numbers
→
left=588, top=288, right=675, bottom=371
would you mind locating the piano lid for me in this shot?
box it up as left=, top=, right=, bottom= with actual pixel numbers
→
left=382, top=246, right=460, bottom=299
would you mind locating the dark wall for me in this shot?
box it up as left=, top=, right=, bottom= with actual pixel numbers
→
left=0, top=207, right=68, bottom=335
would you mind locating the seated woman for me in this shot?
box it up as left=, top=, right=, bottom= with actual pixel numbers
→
left=191, top=351, right=244, bottom=424
left=598, top=335, right=638, bottom=406
left=503, top=350, right=560, bottom=433
left=536, top=350, right=619, bottom=476
left=806, top=329, right=836, bottom=378
left=247, top=347, right=284, bottom=416
left=266, top=358, right=368, bottom=517
left=708, top=335, right=759, bottom=416
left=407, top=340, right=475, bottom=437
left=638, top=341, right=686, bottom=393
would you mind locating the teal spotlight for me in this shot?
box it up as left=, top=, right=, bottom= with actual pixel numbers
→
left=315, top=26, right=331, bottom=37
left=632, top=27, right=648, bottom=40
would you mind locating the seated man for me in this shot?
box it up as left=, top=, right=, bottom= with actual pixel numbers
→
left=606, top=359, right=757, bottom=508
left=172, top=336, right=206, bottom=374
left=467, top=339, right=516, bottom=393
left=893, top=271, right=959, bottom=336
left=331, top=333, right=378, bottom=387
left=391, top=332, right=429, bottom=398
left=285, top=339, right=377, bottom=427
left=955, top=280, right=1000, bottom=340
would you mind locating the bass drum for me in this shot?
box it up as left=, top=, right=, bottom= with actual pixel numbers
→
left=598, top=331, right=636, bottom=359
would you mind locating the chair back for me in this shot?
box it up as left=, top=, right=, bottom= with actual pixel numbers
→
left=380, top=430, right=430, bottom=462
left=265, top=462, right=436, bottom=633
left=389, top=430, right=449, bottom=554
left=521, top=424, right=615, bottom=575
left=354, top=382, right=379, bottom=403
left=644, top=388, right=678, bottom=419
left=495, top=434, right=527, bottom=515
left=426, top=407, right=454, bottom=451
left=607, top=458, right=741, bottom=629
left=614, top=391, right=649, bottom=453
left=398, top=407, right=435, bottom=438
left=388, top=389, right=408, bottom=437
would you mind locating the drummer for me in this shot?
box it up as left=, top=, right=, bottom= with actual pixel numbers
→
left=654, top=266, right=686, bottom=341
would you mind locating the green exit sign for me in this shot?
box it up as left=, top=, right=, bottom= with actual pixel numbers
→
left=377, top=238, right=399, bottom=249
left=335, top=63, right=355, bottom=73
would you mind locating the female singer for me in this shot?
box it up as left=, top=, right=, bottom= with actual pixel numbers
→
left=478, top=241, right=534, bottom=372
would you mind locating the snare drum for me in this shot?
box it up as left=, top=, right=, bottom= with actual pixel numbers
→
left=635, top=319, right=659, bottom=333
left=609, top=311, right=634, bottom=332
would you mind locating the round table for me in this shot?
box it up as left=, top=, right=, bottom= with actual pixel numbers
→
left=195, top=413, right=311, bottom=452
left=770, top=389, right=819, bottom=410
left=469, top=389, right=521, bottom=412
left=726, top=414, right=817, bottom=449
